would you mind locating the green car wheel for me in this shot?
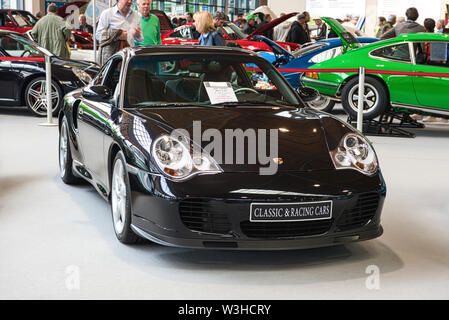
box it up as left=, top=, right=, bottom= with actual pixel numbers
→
left=341, top=76, right=390, bottom=120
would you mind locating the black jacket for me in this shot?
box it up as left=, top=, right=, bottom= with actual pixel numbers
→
left=286, top=21, right=310, bottom=45
left=77, top=24, right=93, bottom=34
left=243, top=23, right=257, bottom=35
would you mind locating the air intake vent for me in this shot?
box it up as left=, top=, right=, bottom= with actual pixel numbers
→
left=179, top=199, right=232, bottom=235
left=337, top=193, right=380, bottom=231
left=240, top=219, right=333, bottom=239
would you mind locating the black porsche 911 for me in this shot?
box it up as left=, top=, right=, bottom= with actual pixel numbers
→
left=0, top=30, right=98, bottom=116
left=58, top=45, right=386, bottom=250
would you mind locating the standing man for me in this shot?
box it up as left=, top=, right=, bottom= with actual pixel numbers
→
left=381, top=7, right=425, bottom=40
left=213, top=11, right=227, bottom=28
left=436, top=19, right=445, bottom=33
left=31, top=3, right=71, bottom=59
left=77, top=14, right=93, bottom=33
left=186, top=12, right=194, bottom=24
left=135, top=0, right=161, bottom=46
left=286, top=13, right=310, bottom=45
left=243, top=14, right=257, bottom=34
left=96, top=0, right=143, bottom=64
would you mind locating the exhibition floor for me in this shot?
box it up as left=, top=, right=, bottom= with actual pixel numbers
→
left=1, top=106, right=448, bottom=300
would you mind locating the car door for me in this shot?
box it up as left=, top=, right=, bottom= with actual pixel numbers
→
left=77, top=57, right=122, bottom=185
left=369, top=42, right=417, bottom=106
left=0, top=34, right=23, bottom=103
left=411, top=41, right=449, bottom=110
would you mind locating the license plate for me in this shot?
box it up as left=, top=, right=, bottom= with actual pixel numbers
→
left=250, top=201, right=333, bottom=222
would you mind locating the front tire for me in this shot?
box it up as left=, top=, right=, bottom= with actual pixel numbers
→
left=25, top=76, right=63, bottom=117
left=307, top=96, right=336, bottom=113
left=341, top=77, right=389, bottom=120
left=110, top=151, right=140, bottom=244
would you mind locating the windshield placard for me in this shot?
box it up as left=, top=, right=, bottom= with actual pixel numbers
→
left=204, top=82, right=238, bottom=105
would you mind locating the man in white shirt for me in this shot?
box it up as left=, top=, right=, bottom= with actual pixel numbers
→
left=96, top=0, right=143, bottom=63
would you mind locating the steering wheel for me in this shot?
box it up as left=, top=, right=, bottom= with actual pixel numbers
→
left=20, top=50, right=32, bottom=57
left=234, top=87, right=258, bottom=94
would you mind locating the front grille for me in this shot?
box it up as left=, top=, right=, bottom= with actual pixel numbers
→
left=337, top=193, right=380, bottom=231
left=179, top=199, right=232, bottom=235
left=240, top=219, right=333, bottom=239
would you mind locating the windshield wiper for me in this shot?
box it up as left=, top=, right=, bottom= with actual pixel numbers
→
left=213, top=101, right=292, bottom=107
left=134, top=102, right=224, bottom=109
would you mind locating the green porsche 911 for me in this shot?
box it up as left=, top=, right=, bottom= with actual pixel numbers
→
left=301, top=20, right=449, bottom=120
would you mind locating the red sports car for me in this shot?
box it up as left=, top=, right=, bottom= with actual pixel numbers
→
left=153, top=10, right=300, bottom=52
left=0, top=9, right=93, bottom=50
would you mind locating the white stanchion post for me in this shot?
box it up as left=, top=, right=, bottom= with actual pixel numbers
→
left=39, top=55, right=57, bottom=127
left=357, top=67, right=365, bottom=132
left=93, top=0, right=97, bottom=64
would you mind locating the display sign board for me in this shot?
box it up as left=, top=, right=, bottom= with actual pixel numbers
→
left=306, top=0, right=366, bottom=19
left=204, top=82, right=238, bottom=105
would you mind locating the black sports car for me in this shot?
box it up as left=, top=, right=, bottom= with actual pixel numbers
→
left=0, top=30, right=98, bottom=116
left=59, top=46, right=386, bottom=250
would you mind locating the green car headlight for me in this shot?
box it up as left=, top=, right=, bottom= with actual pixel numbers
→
left=330, top=133, right=378, bottom=176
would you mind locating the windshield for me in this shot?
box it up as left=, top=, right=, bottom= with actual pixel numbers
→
left=18, top=11, right=37, bottom=26
left=220, top=22, right=246, bottom=40
left=11, top=11, right=34, bottom=27
left=0, top=34, right=42, bottom=57
left=292, top=42, right=329, bottom=58
left=124, top=54, right=302, bottom=108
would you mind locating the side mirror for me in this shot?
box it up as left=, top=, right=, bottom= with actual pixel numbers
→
left=297, top=86, right=320, bottom=102
left=81, top=85, right=111, bottom=102
left=5, top=22, right=14, bottom=28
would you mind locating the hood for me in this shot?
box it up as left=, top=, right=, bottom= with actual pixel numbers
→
left=128, top=106, right=347, bottom=173
left=253, top=35, right=293, bottom=63
left=321, top=17, right=360, bottom=52
left=151, top=9, right=173, bottom=34
left=247, top=12, right=298, bottom=39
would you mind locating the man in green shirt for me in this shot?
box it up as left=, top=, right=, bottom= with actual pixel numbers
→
left=136, top=0, right=161, bottom=46
left=31, top=3, right=72, bottom=59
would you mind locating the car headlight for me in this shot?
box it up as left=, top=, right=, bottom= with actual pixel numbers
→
left=72, top=67, right=92, bottom=84
left=330, top=133, right=378, bottom=176
left=152, top=135, right=222, bottom=181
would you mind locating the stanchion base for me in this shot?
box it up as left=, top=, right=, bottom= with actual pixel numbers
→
left=38, top=122, right=58, bottom=127
left=347, top=110, right=423, bottom=138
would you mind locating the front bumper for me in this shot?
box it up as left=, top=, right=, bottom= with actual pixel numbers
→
left=127, top=171, right=386, bottom=250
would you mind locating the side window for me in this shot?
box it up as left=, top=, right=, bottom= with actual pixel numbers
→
left=0, top=13, right=5, bottom=26
left=103, top=57, right=123, bottom=94
left=169, top=27, right=194, bottom=39
left=0, top=35, right=39, bottom=57
left=371, top=43, right=411, bottom=62
left=179, top=27, right=192, bottom=39
left=414, top=42, right=449, bottom=66
left=310, top=46, right=344, bottom=63
left=92, top=60, right=112, bottom=86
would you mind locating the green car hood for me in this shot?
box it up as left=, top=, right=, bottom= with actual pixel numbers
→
left=322, top=17, right=361, bottom=52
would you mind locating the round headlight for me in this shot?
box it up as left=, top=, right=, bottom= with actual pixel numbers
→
left=330, top=133, right=378, bottom=175
left=153, top=136, right=192, bottom=178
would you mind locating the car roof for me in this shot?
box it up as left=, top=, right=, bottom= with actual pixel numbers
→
left=131, top=45, right=260, bottom=57
left=396, top=33, right=449, bottom=41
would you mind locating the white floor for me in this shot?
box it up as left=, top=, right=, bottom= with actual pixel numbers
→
left=1, top=105, right=448, bottom=300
